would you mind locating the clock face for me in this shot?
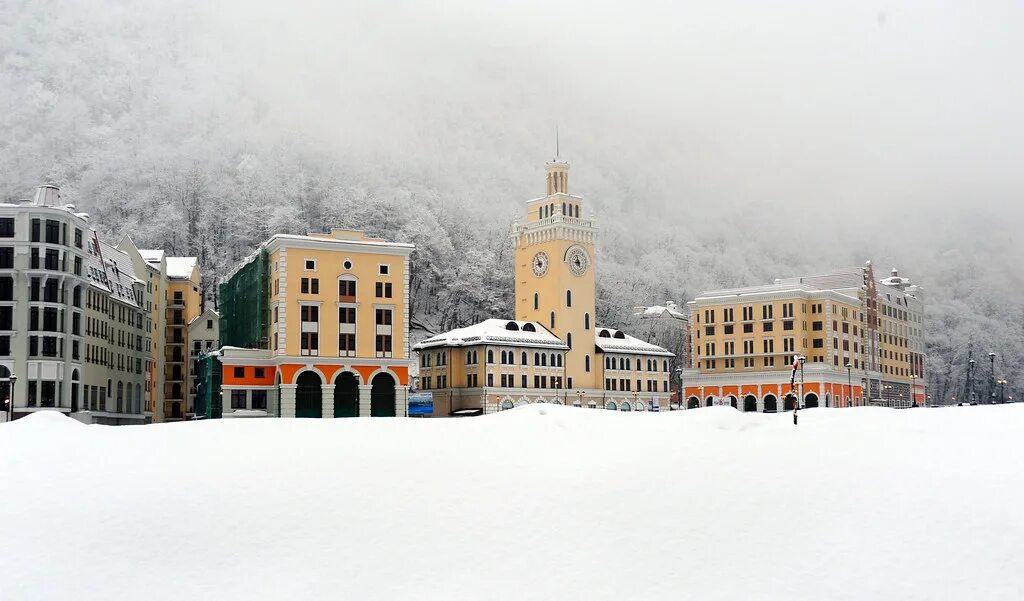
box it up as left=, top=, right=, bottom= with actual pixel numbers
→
left=566, top=246, right=590, bottom=276
left=531, top=252, right=549, bottom=276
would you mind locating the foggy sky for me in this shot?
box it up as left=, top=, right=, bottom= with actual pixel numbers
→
left=3, top=0, right=1023, bottom=272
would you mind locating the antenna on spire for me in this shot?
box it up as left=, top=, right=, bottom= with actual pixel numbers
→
left=555, top=126, right=560, bottom=159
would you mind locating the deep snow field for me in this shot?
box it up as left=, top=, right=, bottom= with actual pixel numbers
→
left=1, top=404, right=1022, bottom=601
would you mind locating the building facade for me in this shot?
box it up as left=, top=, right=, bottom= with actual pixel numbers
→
left=414, top=158, right=674, bottom=415
left=1, top=186, right=149, bottom=423
left=188, top=307, right=219, bottom=413
left=203, top=229, right=414, bottom=418
left=0, top=184, right=205, bottom=424
left=682, top=262, right=926, bottom=410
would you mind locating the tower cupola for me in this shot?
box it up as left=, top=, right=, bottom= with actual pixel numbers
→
left=545, top=159, right=569, bottom=196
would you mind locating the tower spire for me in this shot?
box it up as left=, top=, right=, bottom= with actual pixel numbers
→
left=555, top=126, right=559, bottom=159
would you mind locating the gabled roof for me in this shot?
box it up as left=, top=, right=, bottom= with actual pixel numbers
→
left=166, top=257, right=198, bottom=279
left=188, top=307, right=220, bottom=326
left=636, top=303, right=688, bottom=321
left=413, top=319, right=568, bottom=350
left=594, top=327, right=674, bottom=357
left=139, top=249, right=165, bottom=263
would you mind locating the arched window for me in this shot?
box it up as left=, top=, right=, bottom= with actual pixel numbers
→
left=487, top=350, right=494, bottom=364
left=550, top=311, right=555, bottom=329
left=574, top=205, right=579, bottom=218
left=500, top=350, right=507, bottom=364
left=542, top=354, right=548, bottom=367
left=557, top=354, right=563, bottom=367
left=534, top=352, right=540, bottom=366
left=521, top=351, right=527, bottom=365
left=533, top=293, right=539, bottom=310
left=566, top=332, right=572, bottom=349
left=585, top=355, right=591, bottom=372
left=584, top=313, right=590, bottom=330
left=663, top=360, right=669, bottom=372
left=566, top=290, right=572, bottom=307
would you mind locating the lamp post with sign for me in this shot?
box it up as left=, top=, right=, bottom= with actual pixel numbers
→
left=6, top=374, right=16, bottom=423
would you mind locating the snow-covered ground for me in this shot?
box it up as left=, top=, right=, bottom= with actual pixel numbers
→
left=1, top=405, right=1022, bottom=601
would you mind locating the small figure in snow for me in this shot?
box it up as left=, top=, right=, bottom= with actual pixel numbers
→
left=793, top=405, right=798, bottom=425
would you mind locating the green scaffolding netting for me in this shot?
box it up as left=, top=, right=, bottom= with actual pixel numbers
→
left=194, top=353, right=222, bottom=419
left=219, top=248, right=269, bottom=349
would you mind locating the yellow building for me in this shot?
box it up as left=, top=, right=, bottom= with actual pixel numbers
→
left=213, top=229, right=414, bottom=418
left=682, top=262, right=926, bottom=410
left=415, top=158, right=674, bottom=415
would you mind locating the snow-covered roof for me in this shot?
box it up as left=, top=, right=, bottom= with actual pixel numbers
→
left=635, top=303, right=688, bottom=321
left=139, top=249, right=164, bottom=263
left=99, top=242, right=143, bottom=307
left=594, top=327, right=674, bottom=357
left=188, top=308, right=220, bottom=326
left=166, top=257, right=198, bottom=279
left=413, top=319, right=568, bottom=350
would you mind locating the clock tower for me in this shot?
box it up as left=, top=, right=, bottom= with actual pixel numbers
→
left=514, top=157, right=598, bottom=389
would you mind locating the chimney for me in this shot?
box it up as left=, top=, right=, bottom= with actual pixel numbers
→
left=33, top=184, right=60, bottom=207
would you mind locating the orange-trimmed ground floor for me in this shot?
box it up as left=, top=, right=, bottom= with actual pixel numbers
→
left=212, top=347, right=412, bottom=418
left=679, top=365, right=926, bottom=411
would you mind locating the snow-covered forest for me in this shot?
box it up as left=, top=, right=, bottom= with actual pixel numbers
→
left=2, top=0, right=1021, bottom=402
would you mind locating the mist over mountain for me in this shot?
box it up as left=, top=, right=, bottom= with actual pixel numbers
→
left=2, top=0, right=1021, bottom=400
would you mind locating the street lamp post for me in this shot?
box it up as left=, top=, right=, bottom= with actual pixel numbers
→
left=7, top=374, right=16, bottom=423
left=997, top=379, right=1007, bottom=404
left=988, top=352, right=996, bottom=403
left=699, top=385, right=704, bottom=409
left=911, top=373, right=917, bottom=407
left=575, top=389, right=585, bottom=407
left=968, top=358, right=976, bottom=403
left=674, top=367, right=684, bottom=410
left=845, top=362, right=852, bottom=408
left=798, top=355, right=806, bottom=407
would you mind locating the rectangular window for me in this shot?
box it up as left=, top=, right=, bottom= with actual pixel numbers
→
left=339, top=307, right=356, bottom=323
left=763, top=322, right=773, bottom=332
left=339, top=279, right=356, bottom=298
left=74, top=228, right=82, bottom=248
left=0, top=247, right=12, bottom=268
left=45, top=219, right=60, bottom=244
left=300, top=305, right=319, bottom=322
left=743, top=323, right=753, bottom=334
left=783, top=320, right=794, bottom=331
left=0, top=218, right=14, bottom=238
left=339, top=333, right=356, bottom=355
left=305, top=259, right=316, bottom=270
left=301, top=278, right=309, bottom=294
left=301, top=332, right=319, bottom=355
left=251, top=390, right=267, bottom=410
left=375, top=308, right=393, bottom=325
left=704, top=326, right=714, bottom=336
left=379, top=264, right=390, bottom=275
left=231, top=390, right=247, bottom=409
left=723, top=324, right=734, bottom=335
left=812, top=321, right=823, bottom=331
left=375, top=334, right=392, bottom=356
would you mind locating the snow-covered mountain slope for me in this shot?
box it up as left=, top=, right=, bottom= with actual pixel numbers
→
left=1, top=405, right=1021, bottom=600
